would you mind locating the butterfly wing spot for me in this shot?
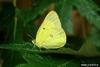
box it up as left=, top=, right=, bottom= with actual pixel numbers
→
left=50, top=34, right=53, bottom=38
left=43, top=28, right=45, bottom=30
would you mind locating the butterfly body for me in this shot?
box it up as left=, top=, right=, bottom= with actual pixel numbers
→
left=32, top=11, right=66, bottom=49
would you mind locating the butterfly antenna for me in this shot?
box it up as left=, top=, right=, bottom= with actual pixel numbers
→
left=27, top=33, right=36, bottom=48
left=27, top=33, right=33, bottom=39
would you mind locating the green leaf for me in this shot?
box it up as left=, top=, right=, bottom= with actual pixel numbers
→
left=15, top=60, right=80, bottom=67
left=55, top=0, right=73, bottom=34
left=16, top=0, right=53, bottom=25
left=22, top=53, right=58, bottom=66
left=74, top=0, right=100, bottom=29
left=0, top=42, right=100, bottom=57
left=16, top=52, right=80, bottom=67
left=0, top=43, right=76, bottom=55
left=57, top=60, right=80, bottom=67
left=77, top=40, right=100, bottom=57
left=15, top=63, right=55, bottom=67
left=0, top=42, right=33, bottom=52
left=87, top=27, right=100, bottom=51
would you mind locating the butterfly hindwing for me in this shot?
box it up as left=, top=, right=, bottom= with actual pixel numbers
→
left=32, top=11, right=66, bottom=49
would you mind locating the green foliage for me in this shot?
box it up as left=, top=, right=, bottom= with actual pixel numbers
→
left=74, top=0, right=100, bottom=29
left=0, top=0, right=100, bottom=67
left=16, top=0, right=53, bottom=25
left=55, top=0, right=73, bottom=34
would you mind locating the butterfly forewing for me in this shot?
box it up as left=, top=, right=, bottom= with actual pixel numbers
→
left=35, top=11, right=66, bottom=49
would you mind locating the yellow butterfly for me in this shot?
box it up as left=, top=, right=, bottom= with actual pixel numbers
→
left=32, top=11, right=66, bottom=49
